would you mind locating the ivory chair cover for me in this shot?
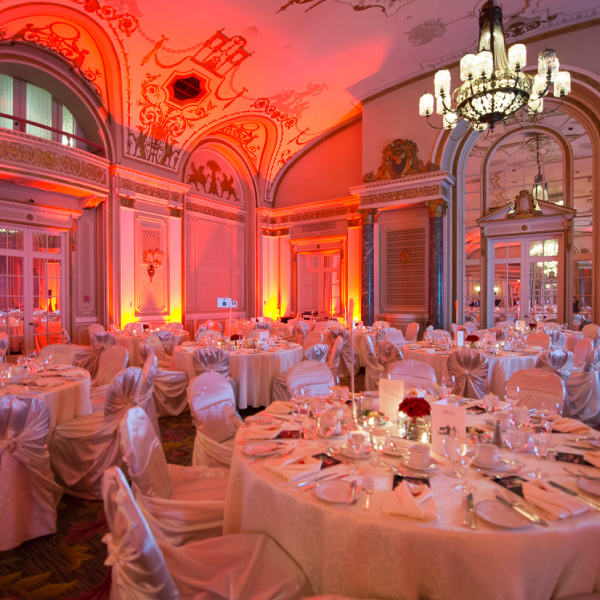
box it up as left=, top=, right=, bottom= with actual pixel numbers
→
left=304, top=331, right=324, bottom=349
left=0, top=395, right=63, bottom=551
left=78, top=331, right=118, bottom=378
left=548, top=330, right=566, bottom=349
left=295, top=321, right=310, bottom=345
left=385, top=329, right=406, bottom=349
left=38, top=343, right=75, bottom=365
left=87, top=323, right=105, bottom=341
left=147, top=331, right=175, bottom=369
left=192, top=346, right=237, bottom=400
left=385, top=360, right=437, bottom=393
left=337, top=330, right=359, bottom=378
left=90, top=345, right=130, bottom=413
left=447, top=349, right=490, bottom=399
left=404, top=322, right=420, bottom=342
left=464, top=321, right=478, bottom=333
left=535, top=350, right=574, bottom=382
left=326, top=336, right=343, bottom=381
left=204, top=320, right=224, bottom=333
left=375, top=327, right=391, bottom=344
left=139, top=353, right=160, bottom=436
left=102, top=467, right=310, bottom=600
left=272, top=360, right=334, bottom=403
left=428, top=329, right=451, bottom=343
left=188, top=372, right=242, bottom=468
left=582, top=324, right=600, bottom=343
left=526, top=332, right=551, bottom=351
left=507, top=369, right=565, bottom=411
left=573, top=337, right=593, bottom=368
left=138, top=344, right=189, bottom=417
left=565, top=347, right=600, bottom=425
left=120, top=407, right=229, bottom=544
left=196, top=329, right=222, bottom=342
left=304, top=344, right=328, bottom=363
left=364, top=342, right=402, bottom=392
left=50, top=367, right=144, bottom=499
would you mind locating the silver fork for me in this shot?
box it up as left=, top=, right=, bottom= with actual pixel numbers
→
left=563, top=467, right=600, bottom=481
left=362, top=476, right=374, bottom=510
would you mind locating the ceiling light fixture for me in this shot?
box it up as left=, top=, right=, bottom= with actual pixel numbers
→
left=418, top=0, right=570, bottom=134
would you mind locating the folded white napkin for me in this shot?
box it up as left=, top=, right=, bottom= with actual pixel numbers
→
left=264, top=448, right=322, bottom=482
left=382, top=481, right=438, bottom=521
left=48, top=364, right=74, bottom=371
left=522, top=480, right=590, bottom=520
left=583, top=450, right=600, bottom=469
left=551, top=417, right=591, bottom=435
left=243, top=423, right=283, bottom=440
left=35, top=378, right=64, bottom=388
left=264, top=401, right=292, bottom=415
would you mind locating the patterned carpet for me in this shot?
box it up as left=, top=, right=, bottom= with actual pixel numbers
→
left=0, top=375, right=362, bottom=599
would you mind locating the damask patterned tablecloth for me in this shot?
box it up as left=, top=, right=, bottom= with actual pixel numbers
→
left=401, top=347, right=538, bottom=399
left=224, top=414, right=600, bottom=600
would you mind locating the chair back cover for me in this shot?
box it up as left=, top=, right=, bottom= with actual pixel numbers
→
left=195, top=323, right=208, bottom=337
left=404, top=322, right=420, bottom=342
left=428, top=329, right=451, bottom=343
left=95, top=345, right=129, bottom=389
left=385, top=330, right=405, bottom=347
left=204, top=320, right=224, bottom=333
left=565, top=347, right=600, bottom=425
left=140, top=354, right=158, bottom=401
left=337, top=330, right=359, bottom=377
left=286, top=360, right=334, bottom=396
left=447, top=349, right=489, bottom=399
left=101, top=467, right=178, bottom=600
left=326, top=336, right=343, bottom=375
left=168, top=322, right=184, bottom=331
left=104, top=367, right=144, bottom=420
left=489, top=327, right=507, bottom=341
left=536, top=350, right=574, bottom=382
left=386, top=360, right=436, bottom=393
left=60, top=328, right=72, bottom=345
left=192, top=347, right=230, bottom=377
left=147, top=331, right=175, bottom=355
left=38, top=343, right=75, bottom=365
left=188, top=372, right=240, bottom=443
left=508, top=369, right=565, bottom=411
left=376, top=342, right=402, bottom=371
left=120, top=407, right=171, bottom=500
left=526, top=332, right=551, bottom=351
left=573, top=337, right=593, bottom=367
left=0, top=395, right=63, bottom=551
left=88, top=323, right=105, bottom=341
left=464, top=321, right=478, bottom=333
left=304, top=344, right=328, bottom=363
left=582, top=324, right=600, bottom=341
left=375, top=327, right=391, bottom=344
left=294, top=321, right=310, bottom=345
left=92, top=331, right=116, bottom=348
left=305, top=331, right=324, bottom=348
left=255, top=322, right=271, bottom=331
left=548, top=330, right=565, bottom=349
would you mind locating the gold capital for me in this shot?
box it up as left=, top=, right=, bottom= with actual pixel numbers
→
left=426, top=199, right=448, bottom=218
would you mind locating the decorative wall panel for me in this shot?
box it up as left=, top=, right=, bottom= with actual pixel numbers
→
left=135, top=215, right=167, bottom=314
left=75, top=211, right=96, bottom=318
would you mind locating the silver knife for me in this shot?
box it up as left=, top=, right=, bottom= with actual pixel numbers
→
left=548, top=481, right=600, bottom=511
left=495, top=495, right=548, bottom=526
left=565, top=444, right=597, bottom=451
left=348, top=479, right=357, bottom=504
left=466, top=493, right=477, bottom=529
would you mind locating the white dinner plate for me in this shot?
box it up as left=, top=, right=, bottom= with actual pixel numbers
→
left=315, top=479, right=358, bottom=503
left=398, top=456, right=441, bottom=472
left=245, top=414, right=277, bottom=424
left=243, top=442, right=281, bottom=457
left=475, top=499, right=532, bottom=529
left=523, top=346, right=543, bottom=354
left=471, top=456, right=509, bottom=471
left=578, top=477, right=600, bottom=497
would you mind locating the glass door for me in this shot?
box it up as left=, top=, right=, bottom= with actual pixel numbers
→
left=572, top=254, right=593, bottom=330
left=0, top=225, right=66, bottom=355
left=298, top=251, right=341, bottom=317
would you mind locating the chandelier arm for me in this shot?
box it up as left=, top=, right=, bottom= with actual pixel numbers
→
left=425, top=115, right=445, bottom=131
left=543, top=94, right=566, bottom=115
left=448, top=125, right=470, bottom=142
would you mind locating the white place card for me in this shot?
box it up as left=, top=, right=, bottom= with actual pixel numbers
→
left=431, top=399, right=466, bottom=455
left=378, top=378, right=404, bottom=421
left=259, top=331, right=269, bottom=343
left=456, top=330, right=464, bottom=347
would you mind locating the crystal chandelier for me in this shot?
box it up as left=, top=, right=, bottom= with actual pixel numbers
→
left=419, top=0, right=571, bottom=132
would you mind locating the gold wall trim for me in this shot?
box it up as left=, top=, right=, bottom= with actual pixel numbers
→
left=361, top=184, right=440, bottom=206
left=186, top=201, right=245, bottom=223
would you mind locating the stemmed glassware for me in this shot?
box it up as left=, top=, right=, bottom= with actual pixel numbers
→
left=504, top=420, right=529, bottom=468
left=291, top=387, right=310, bottom=446
left=347, top=428, right=370, bottom=475
left=367, top=426, right=388, bottom=467
left=528, top=427, right=549, bottom=479
left=504, top=385, right=521, bottom=407
left=443, top=433, right=475, bottom=492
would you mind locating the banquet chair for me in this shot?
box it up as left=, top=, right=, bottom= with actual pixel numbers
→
left=304, top=330, right=324, bottom=349
left=535, top=349, right=574, bottom=382
left=385, top=329, right=406, bottom=349
left=373, top=321, right=390, bottom=330
left=138, top=344, right=189, bottom=417
left=526, top=332, right=551, bottom=351
left=50, top=367, right=145, bottom=499
left=364, top=341, right=401, bottom=391
left=38, top=343, right=75, bottom=365
left=304, top=343, right=328, bottom=363
left=168, top=322, right=184, bottom=332
left=386, top=360, right=437, bottom=393
left=507, top=369, right=565, bottom=412
left=548, top=330, right=565, bottom=349
left=272, top=360, right=334, bottom=404
left=0, top=331, right=8, bottom=361
left=326, top=336, right=343, bottom=381
left=582, top=323, right=600, bottom=342
left=573, top=337, right=593, bottom=368
left=120, top=407, right=229, bottom=545
left=138, top=353, right=160, bottom=436
left=0, top=395, right=63, bottom=551
left=188, top=371, right=242, bottom=468
left=147, top=331, right=175, bottom=369
left=87, top=323, right=105, bottom=342
left=404, top=322, right=420, bottom=342
left=375, top=327, right=391, bottom=344
left=447, top=349, right=490, bottom=399
left=101, top=467, right=311, bottom=600
left=489, top=327, right=507, bottom=341
left=204, top=320, right=224, bottom=333
left=295, top=321, right=310, bottom=345
left=565, top=347, right=600, bottom=425
left=196, top=329, right=222, bottom=342
left=192, top=346, right=237, bottom=400
left=90, top=345, right=130, bottom=413
left=464, top=321, right=478, bottom=333
left=337, top=330, right=359, bottom=378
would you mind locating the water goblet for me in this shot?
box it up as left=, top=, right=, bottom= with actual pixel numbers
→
left=347, top=428, right=370, bottom=475
left=443, top=433, right=464, bottom=479
left=291, top=398, right=310, bottom=446
left=28, top=350, right=38, bottom=361
left=504, top=421, right=529, bottom=468
left=368, top=426, right=388, bottom=467
left=482, top=393, right=500, bottom=416
left=505, top=385, right=521, bottom=407
left=528, top=428, right=549, bottom=479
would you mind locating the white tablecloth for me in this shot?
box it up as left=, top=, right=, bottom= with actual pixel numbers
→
left=224, top=411, right=600, bottom=600
left=170, top=343, right=303, bottom=409
left=228, top=324, right=295, bottom=339
left=4, top=367, right=91, bottom=444
left=115, top=331, right=190, bottom=366
left=402, top=347, right=538, bottom=399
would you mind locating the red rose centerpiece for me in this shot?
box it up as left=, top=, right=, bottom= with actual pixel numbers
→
left=465, top=334, right=479, bottom=349
left=398, top=397, right=431, bottom=421
left=398, top=397, right=432, bottom=443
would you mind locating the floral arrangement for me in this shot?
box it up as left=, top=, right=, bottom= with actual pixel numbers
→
left=465, top=335, right=479, bottom=342
left=398, top=397, right=431, bottom=421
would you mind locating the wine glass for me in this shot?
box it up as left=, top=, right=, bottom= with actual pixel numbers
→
left=482, top=393, right=500, bottom=416
left=528, top=427, right=549, bottom=479
left=444, top=433, right=475, bottom=491
left=28, top=349, right=38, bottom=361
left=367, top=425, right=388, bottom=467
left=505, top=385, right=521, bottom=407
left=317, top=410, right=343, bottom=454
left=441, top=375, right=455, bottom=397
left=504, top=421, right=529, bottom=468
left=347, top=428, right=370, bottom=475
left=291, top=396, right=310, bottom=446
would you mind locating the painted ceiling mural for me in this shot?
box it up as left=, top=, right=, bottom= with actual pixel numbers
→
left=0, top=0, right=599, bottom=199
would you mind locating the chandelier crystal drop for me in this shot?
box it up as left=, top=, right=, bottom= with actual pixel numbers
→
left=418, top=0, right=570, bottom=132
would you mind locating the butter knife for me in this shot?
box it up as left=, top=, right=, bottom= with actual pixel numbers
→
left=466, top=493, right=477, bottom=529
left=495, top=495, right=548, bottom=526
left=548, top=481, right=600, bottom=511
left=348, top=479, right=357, bottom=504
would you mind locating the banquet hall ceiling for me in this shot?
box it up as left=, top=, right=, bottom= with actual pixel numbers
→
left=0, top=0, right=599, bottom=184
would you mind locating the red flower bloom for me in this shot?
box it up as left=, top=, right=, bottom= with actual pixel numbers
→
left=398, top=397, right=431, bottom=420
left=465, top=335, right=479, bottom=342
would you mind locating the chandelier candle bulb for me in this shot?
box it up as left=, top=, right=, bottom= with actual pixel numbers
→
left=538, top=49, right=559, bottom=81
left=460, top=54, right=477, bottom=81
left=554, top=71, right=571, bottom=97
left=476, top=51, right=494, bottom=78
left=443, top=112, right=458, bottom=130
left=508, top=44, right=527, bottom=71
left=434, top=70, right=451, bottom=98
left=419, top=93, right=434, bottom=116
left=436, top=95, right=445, bottom=115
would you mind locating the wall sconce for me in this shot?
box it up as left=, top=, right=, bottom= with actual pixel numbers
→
left=143, top=248, right=165, bottom=282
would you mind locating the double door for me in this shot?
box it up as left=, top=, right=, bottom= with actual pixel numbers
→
left=298, top=251, right=341, bottom=317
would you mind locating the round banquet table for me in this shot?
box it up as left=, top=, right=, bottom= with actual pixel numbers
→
left=4, top=366, right=91, bottom=444
left=170, top=343, right=303, bottom=409
left=224, top=407, right=600, bottom=600
left=114, top=331, right=190, bottom=366
left=401, top=346, right=538, bottom=400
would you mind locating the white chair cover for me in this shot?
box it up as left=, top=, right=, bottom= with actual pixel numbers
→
left=373, top=321, right=390, bottom=330
left=147, top=331, right=175, bottom=370
left=337, top=330, right=359, bottom=377
left=120, top=407, right=229, bottom=545
left=377, top=342, right=402, bottom=370
left=0, top=395, right=63, bottom=550
left=386, top=360, right=437, bottom=393
left=38, top=343, right=75, bottom=365
left=139, top=344, right=189, bottom=417
left=204, top=320, right=224, bottom=333
left=508, top=369, right=565, bottom=412
left=526, top=332, right=551, bottom=351
left=304, top=343, right=328, bottom=363
left=548, top=330, right=565, bottom=350
left=364, top=342, right=401, bottom=392
left=0, top=332, right=8, bottom=361
left=295, top=321, right=310, bottom=345
left=385, top=329, right=406, bottom=348
left=255, top=322, right=271, bottom=331
left=286, top=360, right=334, bottom=397
left=447, top=349, right=489, bottom=399
left=60, top=329, right=71, bottom=345
left=565, top=347, right=600, bottom=425
left=50, top=367, right=144, bottom=499
left=405, top=322, right=420, bottom=342
left=88, top=323, right=105, bottom=342
left=326, top=336, right=343, bottom=380
left=536, top=350, right=574, bottom=382
left=304, top=330, right=324, bottom=348
left=102, top=466, right=310, bottom=600
left=195, top=323, right=208, bottom=338
left=489, top=327, right=507, bottom=341
left=428, top=329, right=451, bottom=343
left=82, top=331, right=118, bottom=378
left=573, top=337, right=593, bottom=368
left=188, top=372, right=242, bottom=468
left=582, top=324, right=600, bottom=343
left=139, top=353, right=160, bottom=436
left=375, top=327, right=391, bottom=344
left=464, top=321, right=478, bottom=333
left=90, top=345, right=130, bottom=413
left=192, top=347, right=229, bottom=377
left=93, top=331, right=116, bottom=348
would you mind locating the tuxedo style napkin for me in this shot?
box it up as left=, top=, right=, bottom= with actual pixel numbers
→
left=522, top=480, right=590, bottom=519
left=551, top=417, right=592, bottom=435
left=243, top=423, right=283, bottom=440
left=583, top=450, right=600, bottom=469
left=264, top=448, right=323, bottom=482
left=382, top=481, right=439, bottom=521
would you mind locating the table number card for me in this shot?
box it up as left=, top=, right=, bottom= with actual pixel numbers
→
left=431, top=399, right=466, bottom=455
left=456, top=331, right=464, bottom=347
left=259, top=331, right=269, bottom=343
left=378, top=379, right=404, bottom=420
